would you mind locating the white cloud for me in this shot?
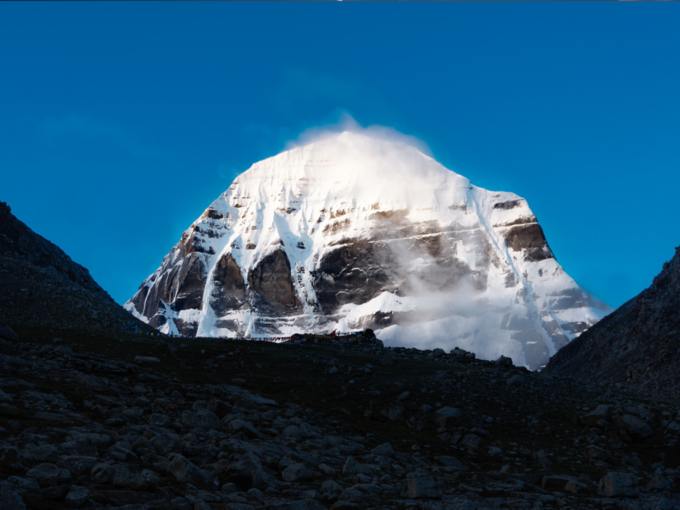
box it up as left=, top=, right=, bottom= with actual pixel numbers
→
left=285, top=112, right=433, bottom=157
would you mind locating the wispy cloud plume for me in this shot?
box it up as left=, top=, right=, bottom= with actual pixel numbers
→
left=285, top=112, right=433, bottom=157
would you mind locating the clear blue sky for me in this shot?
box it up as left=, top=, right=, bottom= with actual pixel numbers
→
left=1, top=2, right=679, bottom=309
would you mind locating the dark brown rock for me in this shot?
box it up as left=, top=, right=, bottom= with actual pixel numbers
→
left=502, top=223, right=553, bottom=262
left=248, top=250, right=298, bottom=312
left=210, top=253, right=246, bottom=315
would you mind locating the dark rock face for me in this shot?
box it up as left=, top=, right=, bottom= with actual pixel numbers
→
left=313, top=240, right=395, bottom=314
left=313, top=226, right=497, bottom=326
left=210, top=253, right=246, bottom=315
left=502, top=223, right=553, bottom=262
left=543, top=245, right=680, bottom=401
left=248, top=250, right=298, bottom=312
left=172, top=253, right=208, bottom=311
left=129, top=252, right=208, bottom=329
left=0, top=202, right=144, bottom=331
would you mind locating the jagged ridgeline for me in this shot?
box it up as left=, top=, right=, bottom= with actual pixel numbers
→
left=126, top=131, right=610, bottom=369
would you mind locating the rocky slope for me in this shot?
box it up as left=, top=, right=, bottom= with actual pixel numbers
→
left=0, top=324, right=679, bottom=510
left=0, top=201, right=145, bottom=331
left=126, top=131, right=610, bottom=370
left=543, top=245, right=680, bottom=402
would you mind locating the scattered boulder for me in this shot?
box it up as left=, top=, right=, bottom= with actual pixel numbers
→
left=434, top=407, right=463, bottom=428
left=459, top=434, right=482, bottom=450
left=26, top=463, right=71, bottom=487
left=615, top=414, right=654, bottom=440
left=597, top=472, right=639, bottom=497
left=90, top=463, right=115, bottom=484
left=0, top=486, right=26, bottom=510
left=402, top=471, right=442, bottom=499
left=59, top=456, right=99, bottom=477
left=581, top=405, right=612, bottom=426
left=150, top=430, right=182, bottom=455
left=217, top=452, right=273, bottom=491
left=282, top=463, right=314, bottom=482
left=228, top=419, right=262, bottom=438
left=65, top=485, right=89, bottom=508
left=436, top=456, right=468, bottom=471
left=370, top=442, right=394, bottom=457
left=167, top=454, right=213, bottom=488
left=320, top=479, right=343, bottom=496
left=542, top=474, right=576, bottom=490
left=181, top=409, right=222, bottom=430
left=381, top=404, right=404, bottom=422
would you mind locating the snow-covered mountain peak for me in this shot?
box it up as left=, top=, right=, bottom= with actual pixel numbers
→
left=126, top=131, right=610, bottom=370
left=228, top=130, right=472, bottom=216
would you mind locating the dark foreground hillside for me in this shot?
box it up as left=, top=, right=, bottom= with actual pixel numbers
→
left=544, top=246, right=680, bottom=402
left=1, top=324, right=678, bottom=510
left=0, top=202, right=148, bottom=332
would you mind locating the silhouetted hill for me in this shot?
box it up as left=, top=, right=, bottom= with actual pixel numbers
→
left=544, top=245, right=680, bottom=402
left=0, top=201, right=147, bottom=331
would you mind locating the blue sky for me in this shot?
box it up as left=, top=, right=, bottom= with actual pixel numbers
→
left=1, top=2, right=679, bottom=309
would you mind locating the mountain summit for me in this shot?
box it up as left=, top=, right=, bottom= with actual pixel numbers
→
left=126, top=131, right=609, bottom=369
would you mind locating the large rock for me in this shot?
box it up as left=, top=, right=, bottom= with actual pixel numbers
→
left=227, top=419, right=262, bottom=438
left=26, top=463, right=71, bottom=488
left=217, top=452, right=274, bottom=491
left=59, top=456, right=99, bottom=477
left=434, top=407, right=463, bottom=428
left=614, top=414, right=654, bottom=440
left=597, top=472, right=639, bottom=497
left=167, top=454, right=213, bottom=488
left=0, top=487, right=26, bottom=510
left=181, top=409, right=222, bottom=430
left=64, top=485, right=89, bottom=508
left=402, top=472, right=442, bottom=499
left=436, top=456, right=468, bottom=471
left=90, top=463, right=115, bottom=484
left=113, top=466, right=160, bottom=490
left=580, top=405, right=612, bottom=427
left=370, top=442, right=394, bottom=457
left=150, top=430, right=182, bottom=455
left=282, top=463, right=314, bottom=482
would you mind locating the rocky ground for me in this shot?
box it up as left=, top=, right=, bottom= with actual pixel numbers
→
left=0, top=324, right=678, bottom=510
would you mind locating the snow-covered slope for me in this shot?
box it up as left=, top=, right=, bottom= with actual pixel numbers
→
left=126, top=131, right=610, bottom=369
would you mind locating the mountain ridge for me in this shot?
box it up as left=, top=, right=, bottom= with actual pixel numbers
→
left=0, top=200, right=145, bottom=331
left=543, top=245, right=680, bottom=401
